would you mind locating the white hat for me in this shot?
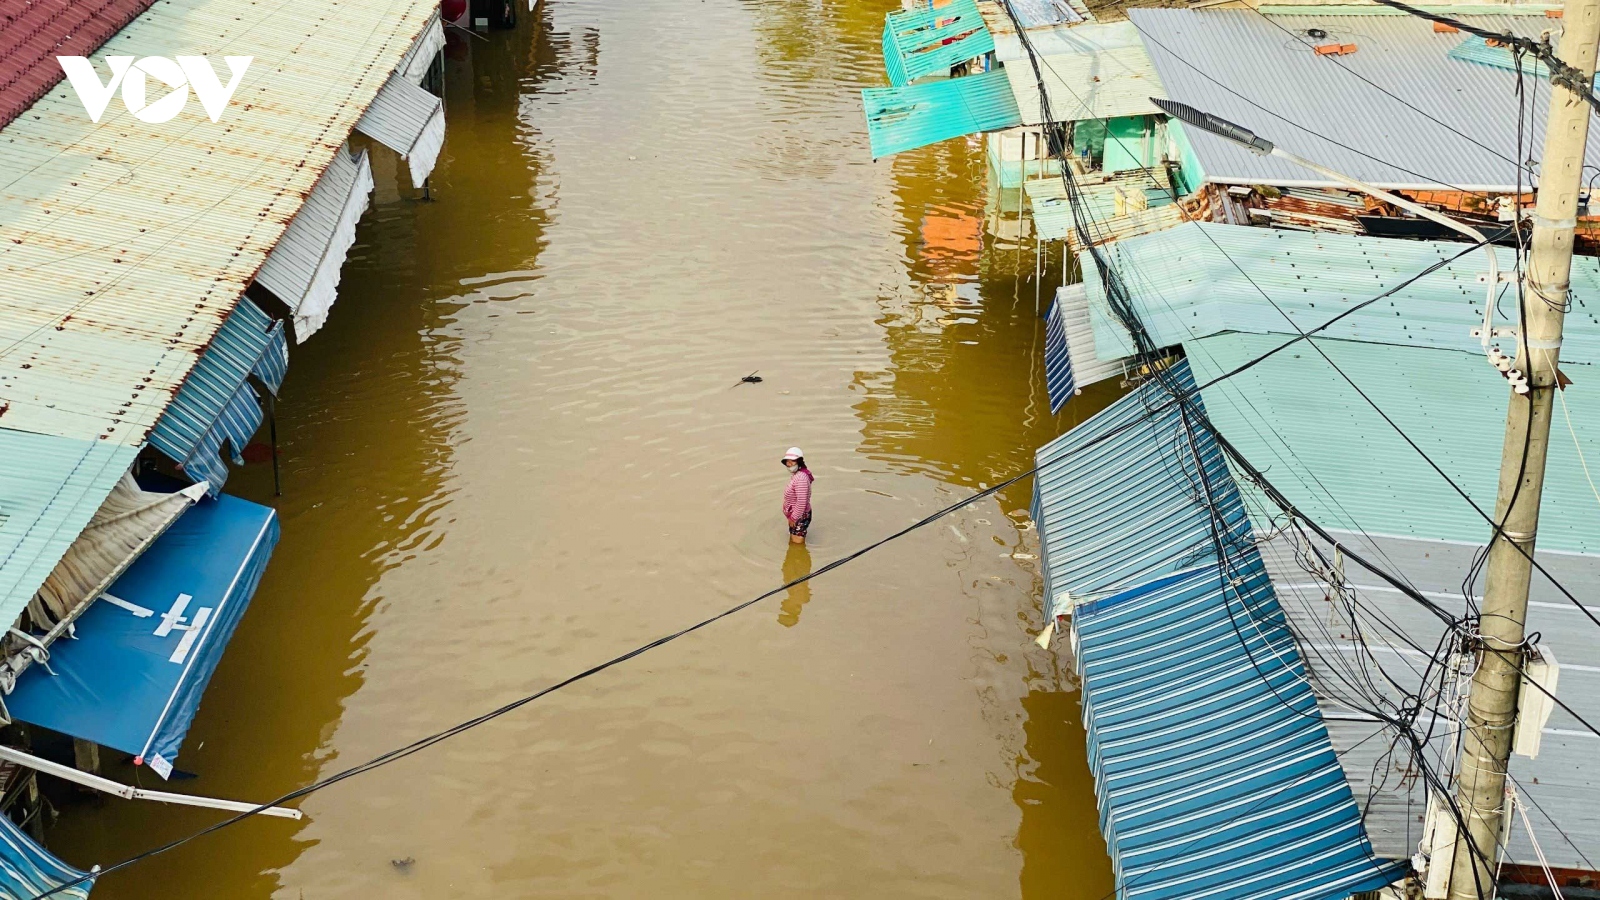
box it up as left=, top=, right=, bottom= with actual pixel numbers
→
left=782, top=447, right=804, bottom=461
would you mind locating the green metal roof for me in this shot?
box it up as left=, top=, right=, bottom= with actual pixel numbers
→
left=1187, top=332, right=1600, bottom=554
left=861, top=69, right=1022, bottom=159
left=882, top=0, right=995, bottom=87
left=0, top=429, right=138, bottom=631
left=1080, top=222, right=1600, bottom=367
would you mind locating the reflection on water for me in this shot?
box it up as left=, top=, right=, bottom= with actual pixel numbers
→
left=1015, top=689, right=1116, bottom=898
left=44, top=0, right=1121, bottom=896
left=776, top=543, right=813, bottom=628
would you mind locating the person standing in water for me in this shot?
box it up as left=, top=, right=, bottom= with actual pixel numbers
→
left=781, top=447, right=813, bottom=544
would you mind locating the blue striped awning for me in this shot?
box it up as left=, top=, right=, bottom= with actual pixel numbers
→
left=1032, top=359, right=1405, bottom=899
left=148, top=299, right=286, bottom=494
left=1032, top=360, right=1250, bottom=620
left=1076, top=564, right=1406, bottom=900
left=882, top=0, right=995, bottom=87
left=0, top=814, right=92, bottom=898
left=1043, top=292, right=1075, bottom=412
left=862, top=69, right=1023, bottom=159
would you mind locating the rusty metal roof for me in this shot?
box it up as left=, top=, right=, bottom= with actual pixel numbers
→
left=0, top=0, right=436, bottom=447
left=0, top=0, right=157, bottom=131
left=0, top=0, right=437, bottom=627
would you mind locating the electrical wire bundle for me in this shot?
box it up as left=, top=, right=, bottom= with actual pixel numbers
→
left=989, top=1, right=1600, bottom=895
left=24, top=5, right=1600, bottom=898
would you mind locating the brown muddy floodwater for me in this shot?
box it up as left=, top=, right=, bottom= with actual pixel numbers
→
left=47, top=1, right=1122, bottom=896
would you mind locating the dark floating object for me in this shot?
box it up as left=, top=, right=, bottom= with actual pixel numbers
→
left=734, top=370, right=763, bottom=386
left=391, top=857, right=416, bottom=871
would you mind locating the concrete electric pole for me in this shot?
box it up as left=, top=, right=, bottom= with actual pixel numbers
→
left=1447, top=1, right=1600, bottom=897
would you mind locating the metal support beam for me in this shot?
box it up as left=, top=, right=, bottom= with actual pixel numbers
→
left=0, top=745, right=302, bottom=820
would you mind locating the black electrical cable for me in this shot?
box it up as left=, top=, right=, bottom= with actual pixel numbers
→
left=1361, top=0, right=1600, bottom=113
left=999, top=0, right=1502, bottom=888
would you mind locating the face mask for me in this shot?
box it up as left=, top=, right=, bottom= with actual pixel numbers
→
left=785, top=462, right=798, bottom=472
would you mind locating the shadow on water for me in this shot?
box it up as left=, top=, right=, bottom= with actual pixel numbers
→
left=40, top=8, right=585, bottom=898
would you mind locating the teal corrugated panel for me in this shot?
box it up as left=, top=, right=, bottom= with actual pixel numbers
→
left=862, top=69, right=1022, bottom=159
left=883, top=18, right=910, bottom=88
left=1079, top=222, right=1600, bottom=367
left=1448, top=35, right=1598, bottom=86
left=1188, top=332, right=1600, bottom=554
left=0, top=428, right=138, bottom=631
left=881, top=0, right=994, bottom=86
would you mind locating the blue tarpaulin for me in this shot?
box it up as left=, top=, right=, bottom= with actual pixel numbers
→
left=0, top=814, right=93, bottom=899
left=6, top=493, right=279, bottom=779
left=862, top=69, right=1022, bottom=159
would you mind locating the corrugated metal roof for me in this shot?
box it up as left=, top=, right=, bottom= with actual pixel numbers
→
left=355, top=72, right=446, bottom=187
left=254, top=147, right=375, bottom=342
left=1079, top=222, right=1600, bottom=365
left=1074, top=563, right=1407, bottom=900
left=0, top=0, right=435, bottom=630
left=0, top=429, right=138, bottom=633
left=1185, top=331, right=1600, bottom=554
left=1035, top=362, right=1404, bottom=899
left=1033, top=359, right=1250, bottom=620
left=1256, top=528, right=1600, bottom=871
left=1044, top=284, right=1127, bottom=411
left=861, top=69, right=1023, bottom=159
left=1025, top=170, right=1177, bottom=242
left=0, top=0, right=157, bottom=130
left=976, top=0, right=1091, bottom=60
left=882, top=0, right=995, bottom=87
left=1127, top=9, right=1600, bottom=191
left=1000, top=20, right=1164, bottom=124
left=0, top=0, right=434, bottom=447
left=1044, top=287, right=1077, bottom=410
left=147, top=298, right=284, bottom=493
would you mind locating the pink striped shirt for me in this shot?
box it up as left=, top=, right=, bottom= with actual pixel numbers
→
left=783, top=468, right=814, bottom=520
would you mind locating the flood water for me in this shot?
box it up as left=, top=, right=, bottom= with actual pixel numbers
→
left=46, top=1, right=1121, bottom=896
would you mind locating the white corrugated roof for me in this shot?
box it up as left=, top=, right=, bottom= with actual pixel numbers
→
left=998, top=19, right=1165, bottom=123
left=1128, top=8, right=1600, bottom=191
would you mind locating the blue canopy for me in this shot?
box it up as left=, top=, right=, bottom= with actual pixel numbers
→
left=0, top=814, right=93, bottom=899
left=6, top=493, right=279, bottom=779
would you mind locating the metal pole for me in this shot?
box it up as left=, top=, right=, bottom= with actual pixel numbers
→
left=0, top=745, right=303, bottom=819
left=268, top=395, right=282, bottom=497
left=1447, top=1, right=1600, bottom=896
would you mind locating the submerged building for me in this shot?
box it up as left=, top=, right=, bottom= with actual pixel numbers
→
left=861, top=0, right=1600, bottom=896
left=0, top=0, right=448, bottom=891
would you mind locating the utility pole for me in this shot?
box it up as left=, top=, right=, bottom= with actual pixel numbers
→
left=1447, top=0, right=1600, bottom=896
